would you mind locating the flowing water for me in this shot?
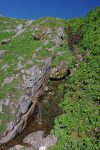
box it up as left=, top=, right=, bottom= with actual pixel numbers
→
left=0, top=81, right=64, bottom=150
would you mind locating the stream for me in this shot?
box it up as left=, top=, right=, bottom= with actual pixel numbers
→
left=0, top=80, right=64, bottom=150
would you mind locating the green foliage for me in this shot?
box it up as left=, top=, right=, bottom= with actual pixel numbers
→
left=0, top=32, right=15, bottom=40
left=50, top=7, right=100, bottom=150
left=81, top=7, right=100, bottom=55
left=68, top=18, right=84, bottom=32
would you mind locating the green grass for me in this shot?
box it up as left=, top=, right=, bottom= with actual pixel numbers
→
left=0, top=32, right=16, bottom=41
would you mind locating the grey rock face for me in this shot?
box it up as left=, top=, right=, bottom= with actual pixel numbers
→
left=16, top=95, right=32, bottom=122
left=16, top=29, right=25, bottom=36
left=56, top=27, right=64, bottom=38
left=16, top=24, right=23, bottom=30
left=22, top=66, right=43, bottom=89
left=0, top=58, right=51, bottom=144
left=14, top=24, right=25, bottom=37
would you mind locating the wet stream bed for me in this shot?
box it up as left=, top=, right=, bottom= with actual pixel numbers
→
left=0, top=80, right=65, bottom=150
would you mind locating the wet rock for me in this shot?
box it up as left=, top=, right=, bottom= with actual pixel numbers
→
left=50, top=61, right=69, bottom=80
left=0, top=50, right=5, bottom=58
left=23, top=131, right=57, bottom=149
left=1, top=39, right=11, bottom=45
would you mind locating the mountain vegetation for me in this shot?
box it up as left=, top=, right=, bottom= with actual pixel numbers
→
left=0, top=7, right=99, bottom=150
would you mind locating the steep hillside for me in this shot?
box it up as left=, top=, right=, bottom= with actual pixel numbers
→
left=0, top=7, right=100, bottom=150
left=50, top=7, right=100, bottom=150
left=0, top=16, right=72, bottom=133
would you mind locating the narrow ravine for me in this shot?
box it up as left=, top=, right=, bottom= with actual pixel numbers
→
left=0, top=80, right=64, bottom=150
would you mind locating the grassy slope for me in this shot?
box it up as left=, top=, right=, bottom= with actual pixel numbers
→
left=0, top=17, right=73, bottom=133
left=49, top=7, right=100, bottom=150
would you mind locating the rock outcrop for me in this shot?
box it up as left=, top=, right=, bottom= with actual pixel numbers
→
left=50, top=61, right=70, bottom=80
left=0, top=57, right=52, bottom=144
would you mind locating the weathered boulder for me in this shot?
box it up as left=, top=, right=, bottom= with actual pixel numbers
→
left=50, top=61, right=70, bottom=80
left=23, top=131, right=57, bottom=149
left=33, top=35, right=41, bottom=41
left=23, top=131, right=44, bottom=149
left=1, top=39, right=11, bottom=45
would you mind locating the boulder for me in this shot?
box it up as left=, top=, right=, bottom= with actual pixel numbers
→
left=23, top=131, right=57, bottom=149
left=1, top=39, right=11, bottom=45
left=50, top=61, right=70, bottom=80
left=9, top=145, right=34, bottom=150
left=23, top=131, right=44, bottom=149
